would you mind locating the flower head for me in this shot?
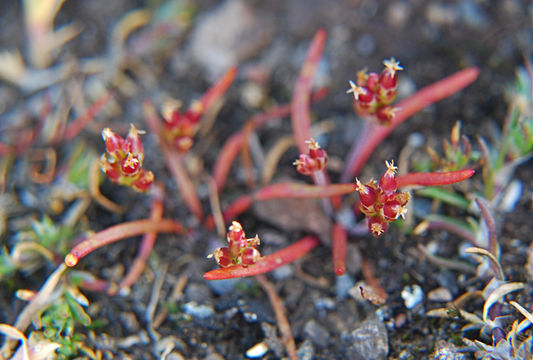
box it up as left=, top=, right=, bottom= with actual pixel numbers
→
left=347, top=58, right=403, bottom=125
left=100, top=125, right=153, bottom=193
left=294, top=138, right=328, bottom=176
left=356, top=160, right=410, bottom=236
left=209, top=221, right=262, bottom=268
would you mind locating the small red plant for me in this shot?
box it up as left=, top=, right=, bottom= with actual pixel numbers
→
left=208, top=221, right=262, bottom=268
left=160, top=67, right=237, bottom=153
left=356, top=160, right=410, bottom=236
left=100, top=124, right=154, bottom=193
left=347, top=57, right=403, bottom=125
left=293, top=138, right=328, bottom=175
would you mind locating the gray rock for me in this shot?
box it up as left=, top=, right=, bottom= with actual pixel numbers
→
left=343, top=316, right=388, bottom=360
left=304, top=320, right=330, bottom=348
left=432, top=340, right=466, bottom=360
left=297, top=339, right=315, bottom=360
left=188, top=0, right=273, bottom=80
left=336, top=273, right=355, bottom=301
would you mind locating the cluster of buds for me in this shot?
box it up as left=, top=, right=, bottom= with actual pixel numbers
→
left=347, top=57, right=403, bottom=125
left=161, top=99, right=203, bottom=153
left=100, top=125, right=154, bottom=193
left=356, top=160, right=410, bottom=237
left=209, top=221, right=262, bottom=268
left=293, top=138, right=328, bottom=175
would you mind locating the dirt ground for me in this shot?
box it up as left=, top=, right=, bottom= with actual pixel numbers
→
left=0, top=0, right=532, bottom=359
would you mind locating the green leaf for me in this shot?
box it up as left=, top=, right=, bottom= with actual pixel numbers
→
left=65, top=292, right=92, bottom=327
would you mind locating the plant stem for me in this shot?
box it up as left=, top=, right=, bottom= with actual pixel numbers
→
left=291, top=28, right=326, bottom=154
left=332, top=223, right=347, bottom=275
left=116, top=183, right=165, bottom=293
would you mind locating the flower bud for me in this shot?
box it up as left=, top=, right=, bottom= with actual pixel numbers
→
left=379, top=58, right=403, bottom=89
left=228, top=221, right=245, bottom=243
left=131, top=170, right=154, bottom=193
left=356, top=178, right=377, bottom=208
left=100, top=154, right=121, bottom=181
left=294, top=139, right=328, bottom=175
left=378, top=58, right=402, bottom=104
left=378, top=160, right=398, bottom=195
left=212, top=247, right=233, bottom=268
left=375, top=105, right=398, bottom=126
left=240, top=247, right=261, bottom=267
left=383, top=200, right=404, bottom=221
left=125, top=124, right=144, bottom=162
left=368, top=216, right=388, bottom=237
left=366, top=72, right=379, bottom=92
left=102, top=128, right=124, bottom=158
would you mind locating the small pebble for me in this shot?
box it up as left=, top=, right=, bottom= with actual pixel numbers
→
left=432, top=340, right=466, bottom=359
left=336, top=273, right=355, bottom=300
left=427, top=287, right=453, bottom=302
left=314, top=297, right=336, bottom=311
left=297, top=339, right=315, bottom=360
left=343, top=316, right=389, bottom=360
left=183, top=302, right=214, bottom=319
left=401, top=284, right=424, bottom=309
left=394, top=313, right=407, bottom=328
left=245, top=341, right=269, bottom=358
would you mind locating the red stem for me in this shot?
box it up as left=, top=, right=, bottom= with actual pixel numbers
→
left=143, top=99, right=204, bottom=221
left=64, top=219, right=183, bottom=267
left=332, top=223, right=347, bottom=276
left=162, top=146, right=204, bottom=221
left=341, top=67, right=480, bottom=181
left=205, top=183, right=355, bottom=229
left=396, top=169, right=475, bottom=188
left=117, top=183, right=165, bottom=292
left=291, top=28, right=326, bottom=154
left=204, top=235, right=319, bottom=280
left=63, top=92, right=113, bottom=141
left=199, top=66, right=237, bottom=111
left=254, top=182, right=356, bottom=200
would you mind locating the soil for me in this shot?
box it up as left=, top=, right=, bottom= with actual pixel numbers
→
left=0, top=0, right=532, bottom=359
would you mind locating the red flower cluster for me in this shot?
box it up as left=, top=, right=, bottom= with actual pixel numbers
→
left=161, top=99, right=203, bottom=153
left=100, top=125, right=154, bottom=192
left=347, top=57, right=403, bottom=125
left=293, top=138, right=328, bottom=175
left=209, top=221, right=262, bottom=268
left=356, top=160, right=410, bottom=236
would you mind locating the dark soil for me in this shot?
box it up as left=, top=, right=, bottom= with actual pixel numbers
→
left=1, top=0, right=532, bottom=359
